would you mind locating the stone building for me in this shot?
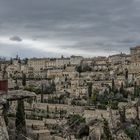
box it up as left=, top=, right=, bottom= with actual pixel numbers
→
left=129, top=46, right=140, bottom=73
left=28, top=58, right=49, bottom=72
left=56, top=58, right=70, bottom=68
left=108, top=53, right=130, bottom=65
left=81, top=58, right=93, bottom=66
left=45, top=58, right=56, bottom=68
left=6, top=63, right=21, bottom=77
left=130, top=46, right=140, bottom=63
left=70, top=55, right=83, bottom=65
left=92, top=57, right=108, bottom=71
left=47, top=68, right=63, bottom=79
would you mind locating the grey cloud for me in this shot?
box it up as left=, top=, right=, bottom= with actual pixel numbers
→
left=9, top=36, right=22, bottom=42
left=0, top=0, right=140, bottom=57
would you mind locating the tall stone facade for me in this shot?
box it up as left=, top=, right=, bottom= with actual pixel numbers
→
left=129, top=46, right=140, bottom=74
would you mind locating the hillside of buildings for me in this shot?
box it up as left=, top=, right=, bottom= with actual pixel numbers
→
left=1, top=46, right=140, bottom=139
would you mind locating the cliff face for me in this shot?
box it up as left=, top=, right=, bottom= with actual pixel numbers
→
left=0, top=116, right=9, bottom=140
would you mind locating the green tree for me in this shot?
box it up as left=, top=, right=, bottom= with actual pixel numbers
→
left=18, top=57, right=21, bottom=64
left=24, top=58, right=28, bottom=65
left=108, top=85, right=112, bottom=94
left=111, top=78, right=115, bottom=93
left=102, top=117, right=113, bottom=140
left=125, top=126, right=138, bottom=140
left=41, top=83, right=45, bottom=103
left=15, top=100, right=27, bottom=140
left=134, top=81, right=139, bottom=97
left=125, top=68, right=128, bottom=80
left=119, top=82, right=124, bottom=94
left=51, top=80, right=56, bottom=93
left=91, top=88, right=98, bottom=106
left=88, top=82, right=93, bottom=98
left=64, top=64, right=66, bottom=69
left=10, top=58, right=13, bottom=64
left=22, top=73, right=26, bottom=87
left=67, top=114, right=85, bottom=129
left=76, top=124, right=89, bottom=139
left=119, top=106, right=126, bottom=123
left=135, top=103, right=139, bottom=120
left=46, top=105, right=49, bottom=118
left=76, top=65, right=82, bottom=73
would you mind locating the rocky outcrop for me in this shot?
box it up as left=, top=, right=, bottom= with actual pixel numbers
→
left=0, top=90, right=36, bottom=140
left=0, top=115, right=9, bottom=140
left=0, top=90, right=36, bottom=102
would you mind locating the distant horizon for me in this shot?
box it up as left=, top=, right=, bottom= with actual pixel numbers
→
left=0, top=50, right=132, bottom=60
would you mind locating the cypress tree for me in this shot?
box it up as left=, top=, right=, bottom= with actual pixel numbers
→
left=10, top=58, right=13, bottom=64
left=111, top=78, right=115, bottom=93
left=41, top=83, right=44, bottom=103
left=51, top=80, right=56, bottom=93
left=24, top=58, right=28, bottom=65
left=135, top=103, right=139, bottom=120
left=0, top=64, right=1, bottom=71
left=120, top=82, right=125, bottom=96
left=18, top=57, right=21, bottom=64
left=119, top=106, right=126, bottom=123
left=125, top=68, right=128, bottom=80
left=88, top=82, right=92, bottom=98
left=92, top=88, right=98, bottom=106
left=15, top=100, right=27, bottom=140
left=134, top=81, right=139, bottom=98
left=22, top=73, right=26, bottom=87
left=46, top=105, right=49, bottom=118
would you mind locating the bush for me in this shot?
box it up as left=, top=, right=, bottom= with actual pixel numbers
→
left=67, top=114, right=85, bottom=129
left=125, top=126, right=137, bottom=139
left=97, top=104, right=107, bottom=110
left=110, top=101, right=118, bottom=110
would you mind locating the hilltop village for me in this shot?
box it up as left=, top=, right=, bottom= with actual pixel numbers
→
left=1, top=46, right=140, bottom=140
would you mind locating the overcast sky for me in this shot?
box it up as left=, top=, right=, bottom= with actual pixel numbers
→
left=0, top=0, right=140, bottom=58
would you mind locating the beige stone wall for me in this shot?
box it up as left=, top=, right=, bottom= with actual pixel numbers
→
left=47, top=69, right=63, bottom=78
left=28, top=58, right=47, bottom=72
left=130, top=46, right=140, bottom=63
